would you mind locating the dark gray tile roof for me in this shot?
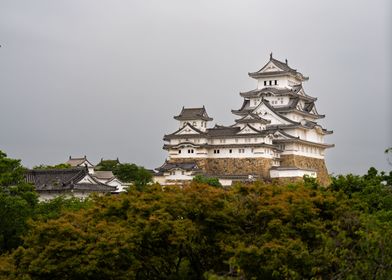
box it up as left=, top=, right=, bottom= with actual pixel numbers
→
left=235, top=113, right=271, bottom=124
left=274, top=99, right=325, bottom=118
left=25, top=167, right=116, bottom=193
left=174, top=106, right=213, bottom=121
left=248, top=56, right=308, bottom=80
left=163, top=122, right=207, bottom=140
left=92, top=171, right=115, bottom=180
left=240, top=85, right=316, bottom=101
left=207, top=125, right=241, bottom=137
left=66, top=156, right=95, bottom=167
left=156, top=161, right=200, bottom=172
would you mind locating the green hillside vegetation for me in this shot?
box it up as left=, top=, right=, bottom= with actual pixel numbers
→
left=0, top=150, right=392, bottom=279
left=96, top=160, right=152, bottom=187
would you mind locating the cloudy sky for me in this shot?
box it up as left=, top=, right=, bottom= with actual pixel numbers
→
left=0, top=0, right=391, bottom=175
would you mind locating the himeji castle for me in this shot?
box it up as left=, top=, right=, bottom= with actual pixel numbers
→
left=155, top=54, right=334, bottom=186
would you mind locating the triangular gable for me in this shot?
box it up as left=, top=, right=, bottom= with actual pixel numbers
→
left=258, top=60, right=284, bottom=73
left=251, top=100, right=297, bottom=125
left=270, top=129, right=297, bottom=140
left=237, top=124, right=262, bottom=135
left=106, top=177, right=123, bottom=184
left=78, top=173, right=103, bottom=185
left=66, top=157, right=95, bottom=168
left=174, top=123, right=204, bottom=135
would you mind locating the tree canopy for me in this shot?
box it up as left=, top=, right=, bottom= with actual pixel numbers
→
left=0, top=150, right=391, bottom=279
left=0, top=167, right=391, bottom=279
left=95, top=160, right=152, bottom=187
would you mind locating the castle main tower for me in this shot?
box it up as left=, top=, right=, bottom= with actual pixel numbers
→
left=155, top=54, right=334, bottom=186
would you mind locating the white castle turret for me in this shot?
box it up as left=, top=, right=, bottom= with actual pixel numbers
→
left=155, top=54, right=334, bottom=186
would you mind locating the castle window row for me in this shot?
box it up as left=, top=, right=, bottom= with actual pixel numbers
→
left=270, top=97, right=284, bottom=105
left=175, top=147, right=278, bottom=156
left=175, top=137, right=272, bottom=145
left=264, top=80, right=278, bottom=86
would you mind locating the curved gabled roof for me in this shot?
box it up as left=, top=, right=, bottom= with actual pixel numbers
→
left=164, top=122, right=207, bottom=140
left=25, top=167, right=116, bottom=192
left=248, top=55, right=308, bottom=81
left=174, top=106, right=213, bottom=121
left=156, top=161, right=200, bottom=172
left=240, top=85, right=317, bottom=101
left=66, top=156, right=95, bottom=167
left=234, top=113, right=271, bottom=124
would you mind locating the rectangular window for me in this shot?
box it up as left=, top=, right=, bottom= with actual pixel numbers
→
left=264, top=81, right=267, bottom=86
left=229, top=149, right=232, bottom=153
left=178, top=150, right=181, bottom=154
left=269, top=80, right=272, bottom=86
left=274, top=80, right=278, bottom=85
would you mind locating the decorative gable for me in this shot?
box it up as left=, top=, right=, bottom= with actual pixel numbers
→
left=175, top=123, right=203, bottom=135
left=259, top=61, right=283, bottom=73
left=237, top=124, right=260, bottom=134
left=252, top=101, right=293, bottom=125
left=79, top=174, right=99, bottom=184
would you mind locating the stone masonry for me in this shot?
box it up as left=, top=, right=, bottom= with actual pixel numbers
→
left=280, top=155, right=331, bottom=186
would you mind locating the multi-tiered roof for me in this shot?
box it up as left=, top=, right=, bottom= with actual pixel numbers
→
left=157, top=54, right=334, bottom=185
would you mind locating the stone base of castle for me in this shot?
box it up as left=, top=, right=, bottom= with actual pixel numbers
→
left=169, top=157, right=272, bottom=179
left=279, top=155, right=331, bottom=186
left=168, top=155, right=330, bottom=186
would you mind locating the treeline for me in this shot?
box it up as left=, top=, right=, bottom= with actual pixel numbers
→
left=0, top=151, right=392, bottom=279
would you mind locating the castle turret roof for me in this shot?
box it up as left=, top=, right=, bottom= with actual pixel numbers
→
left=248, top=54, right=308, bottom=81
left=174, top=106, right=213, bottom=121
left=25, top=167, right=116, bottom=193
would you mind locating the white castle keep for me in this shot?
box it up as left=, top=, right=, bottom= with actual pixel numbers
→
left=155, top=54, right=334, bottom=186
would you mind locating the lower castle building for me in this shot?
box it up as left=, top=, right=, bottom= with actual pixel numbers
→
left=155, top=54, right=334, bottom=186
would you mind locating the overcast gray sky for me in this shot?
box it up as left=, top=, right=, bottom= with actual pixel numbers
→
left=0, top=0, right=391, bottom=175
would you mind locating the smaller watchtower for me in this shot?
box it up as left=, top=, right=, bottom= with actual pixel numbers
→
left=173, top=106, right=213, bottom=132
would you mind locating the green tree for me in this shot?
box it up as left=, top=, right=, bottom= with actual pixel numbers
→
left=192, top=175, right=222, bottom=187
left=0, top=151, right=25, bottom=187
left=1, top=167, right=392, bottom=279
left=113, top=163, right=152, bottom=188
left=0, top=151, right=38, bottom=253
left=95, top=159, right=120, bottom=171
left=113, top=163, right=139, bottom=182
left=32, top=163, right=71, bottom=170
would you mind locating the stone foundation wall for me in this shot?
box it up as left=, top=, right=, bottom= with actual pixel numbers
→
left=169, top=155, right=331, bottom=186
left=279, top=155, right=331, bottom=186
left=206, top=158, right=272, bottom=178
left=169, top=157, right=272, bottom=179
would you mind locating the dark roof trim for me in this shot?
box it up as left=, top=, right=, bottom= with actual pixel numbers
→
left=174, top=106, right=213, bottom=121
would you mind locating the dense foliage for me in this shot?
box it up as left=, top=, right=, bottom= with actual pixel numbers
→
left=0, top=150, right=392, bottom=279
left=192, top=175, right=222, bottom=187
left=95, top=160, right=152, bottom=187
left=32, top=163, right=71, bottom=170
